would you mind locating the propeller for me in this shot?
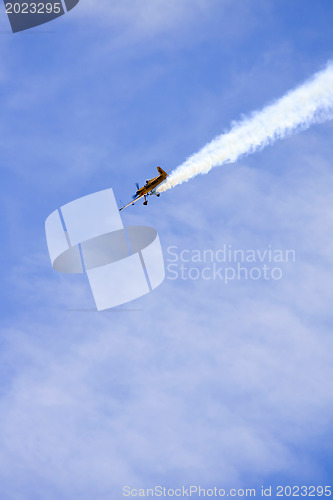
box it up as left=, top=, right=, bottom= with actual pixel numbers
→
left=132, top=182, right=140, bottom=199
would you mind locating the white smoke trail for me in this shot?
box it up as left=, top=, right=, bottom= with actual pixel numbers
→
left=157, top=62, right=333, bottom=193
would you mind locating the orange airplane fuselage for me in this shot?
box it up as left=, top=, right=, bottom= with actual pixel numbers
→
left=135, top=166, right=168, bottom=197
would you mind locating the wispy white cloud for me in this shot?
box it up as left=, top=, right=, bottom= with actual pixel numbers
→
left=76, top=0, right=213, bottom=35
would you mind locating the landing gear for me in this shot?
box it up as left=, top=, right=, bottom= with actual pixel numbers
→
left=157, top=194, right=160, bottom=197
left=143, top=195, right=148, bottom=206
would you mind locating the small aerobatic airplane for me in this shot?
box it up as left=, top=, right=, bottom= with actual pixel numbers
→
left=119, top=166, right=168, bottom=211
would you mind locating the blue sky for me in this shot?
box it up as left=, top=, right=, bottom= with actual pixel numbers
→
left=1, top=0, right=333, bottom=498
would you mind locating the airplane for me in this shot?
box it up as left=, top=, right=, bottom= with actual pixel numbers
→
left=119, top=166, right=168, bottom=211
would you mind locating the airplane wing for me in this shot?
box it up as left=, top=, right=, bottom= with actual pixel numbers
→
left=119, top=194, right=145, bottom=212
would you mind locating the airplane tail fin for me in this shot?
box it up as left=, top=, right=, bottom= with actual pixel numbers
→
left=157, top=166, right=168, bottom=177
